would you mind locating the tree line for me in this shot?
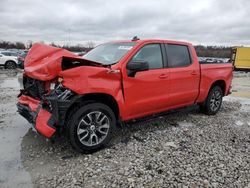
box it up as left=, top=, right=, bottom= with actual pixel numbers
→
left=0, top=40, right=94, bottom=52
left=0, top=40, right=232, bottom=58
left=50, top=42, right=94, bottom=52
left=0, top=40, right=26, bottom=49
left=194, top=45, right=232, bottom=58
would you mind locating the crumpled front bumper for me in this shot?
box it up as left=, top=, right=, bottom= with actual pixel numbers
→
left=17, top=95, right=56, bottom=138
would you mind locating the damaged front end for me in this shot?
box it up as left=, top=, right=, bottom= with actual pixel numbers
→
left=17, top=75, right=77, bottom=138
left=17, top=43, right=110, bottom=138
left=16, top=43, right=80, bottom=138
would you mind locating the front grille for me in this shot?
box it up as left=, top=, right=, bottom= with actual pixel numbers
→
left=23, top=76, right=46, bottom=100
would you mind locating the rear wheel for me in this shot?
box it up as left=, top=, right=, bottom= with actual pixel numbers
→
left=200, top=86, right=223, bottom=115
left=67, top=103, right=116, bottom=153
left=5, top=61, right=17, bottom=69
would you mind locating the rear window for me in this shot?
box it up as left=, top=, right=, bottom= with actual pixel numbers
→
left=166, top=44, right=191, bottom=67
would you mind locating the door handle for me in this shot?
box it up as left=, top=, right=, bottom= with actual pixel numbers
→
left=191, top=71, right=197, bottom=75
left=159, top=74, right=168, bottom=79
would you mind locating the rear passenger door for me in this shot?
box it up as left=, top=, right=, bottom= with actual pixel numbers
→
left=165, top=44, right=200, bottom=107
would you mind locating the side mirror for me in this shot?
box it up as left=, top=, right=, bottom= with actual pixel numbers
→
left=126, top=61, right=149, bottom=77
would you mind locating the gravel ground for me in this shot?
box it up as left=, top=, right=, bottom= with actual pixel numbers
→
left=0, top=70, right=250, bottom=188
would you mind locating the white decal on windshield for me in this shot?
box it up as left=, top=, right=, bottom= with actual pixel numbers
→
left=118, top=46, right=133, bottom=50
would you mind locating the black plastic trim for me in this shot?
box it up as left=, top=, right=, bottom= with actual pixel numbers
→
left=17, top=102, right=57, bottom=130
left=17, top=103, right=35, bottom=124
left=45, top=95, right=75, bottom=126
left=161, top=43, right=168, bottom=68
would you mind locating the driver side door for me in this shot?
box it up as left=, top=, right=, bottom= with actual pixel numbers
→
left=123, top=43, right=170, bottom=119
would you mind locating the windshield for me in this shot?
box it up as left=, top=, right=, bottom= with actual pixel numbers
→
left=84, top=42, right=136, bottom=65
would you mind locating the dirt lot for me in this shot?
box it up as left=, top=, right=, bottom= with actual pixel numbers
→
left=0, top=69, right=250, bottom=188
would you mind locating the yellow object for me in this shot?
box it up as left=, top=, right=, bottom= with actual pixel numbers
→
left=232, top=47, right=250, bottom=70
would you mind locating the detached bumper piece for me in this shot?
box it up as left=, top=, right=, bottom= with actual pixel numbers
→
left=17, top=95, right=56, bottom=138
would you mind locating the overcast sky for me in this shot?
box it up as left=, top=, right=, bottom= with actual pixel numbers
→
left=0, top=0, right=250, bottom=46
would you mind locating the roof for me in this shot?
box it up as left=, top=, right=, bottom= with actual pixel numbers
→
left=107, top=39, right=192, bottom=46
left=232, top=46, right=250, bottom=49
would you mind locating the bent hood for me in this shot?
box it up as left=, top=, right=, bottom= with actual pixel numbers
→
left=24, top=43, right=104, bottom=81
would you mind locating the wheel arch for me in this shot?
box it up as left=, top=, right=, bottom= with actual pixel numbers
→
left=209, top=80, right=226, bottom=96
left=5, top=60, right=17, bottom=68
left=65, top=93, right=120, bottom=124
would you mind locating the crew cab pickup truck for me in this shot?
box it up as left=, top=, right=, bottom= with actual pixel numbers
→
left=17, top=39, right=233, bottom=152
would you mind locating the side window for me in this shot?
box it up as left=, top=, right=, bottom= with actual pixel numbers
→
left=131, top=44, right=163, bottom=69
left=2, top=52, right=11, bottom=56
left=166, top=44, right=191, bottom=67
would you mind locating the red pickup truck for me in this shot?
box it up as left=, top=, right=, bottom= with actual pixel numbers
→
left=17, top=39, right=233, bottom=152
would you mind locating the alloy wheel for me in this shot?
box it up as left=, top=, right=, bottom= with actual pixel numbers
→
left=209, top=90, right=222, bottom=112
left=77, top=111, right=110, bottom=147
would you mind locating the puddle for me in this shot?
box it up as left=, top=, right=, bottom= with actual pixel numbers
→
left=0, top=79, right=21, bottom=89
left=0, top=70, right=23, bottom=89
left=0, top=70, right=32, bottom=187
left=0, top=114, right=32, bottom=187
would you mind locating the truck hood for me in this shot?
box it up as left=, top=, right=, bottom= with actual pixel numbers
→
left=24, top=43, right=105, bottom=81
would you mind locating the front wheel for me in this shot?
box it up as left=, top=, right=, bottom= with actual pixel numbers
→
left=67, top=103, right=116, bottom=153
left=200, top=86, right=223, bottom=115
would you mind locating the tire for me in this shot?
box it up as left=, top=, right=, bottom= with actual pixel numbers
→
left=5, top=61, right=17, bottom=69
left=200, top=86, right=223, bottom=115
left=67, top=102, right=116, bottom=153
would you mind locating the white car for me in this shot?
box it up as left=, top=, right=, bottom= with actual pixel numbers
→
left=0, top=51, right=18, bottom=69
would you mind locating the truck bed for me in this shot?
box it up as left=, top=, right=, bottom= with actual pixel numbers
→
left=197, top=63, right=233, bottom=103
